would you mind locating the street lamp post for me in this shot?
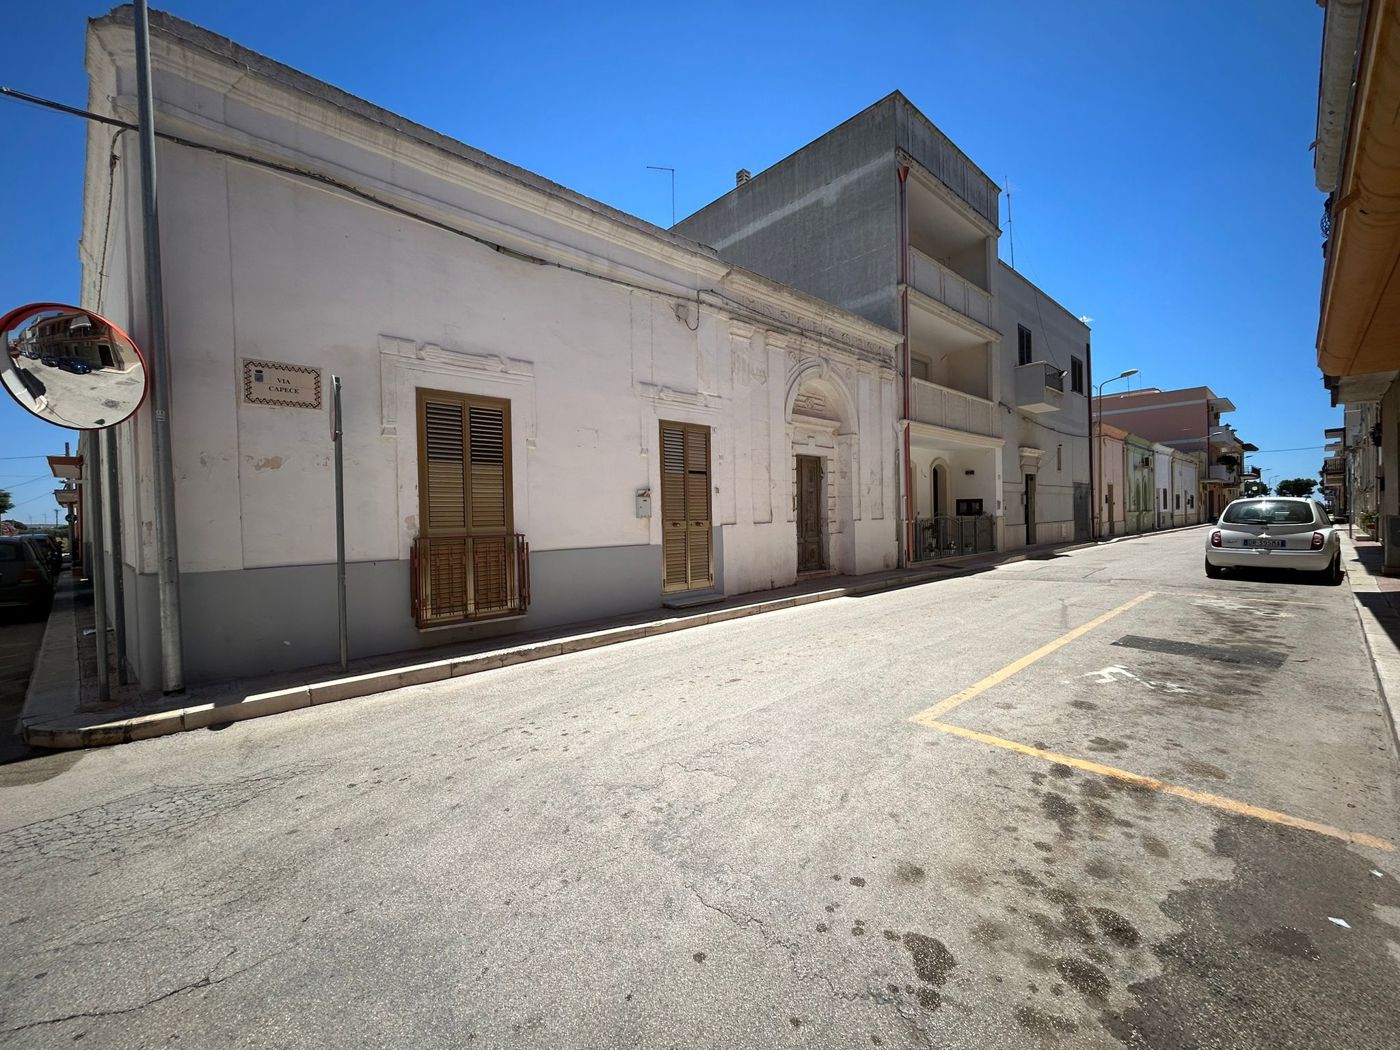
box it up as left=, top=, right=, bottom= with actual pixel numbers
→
left=1095, top=369, right=1139, bottom=539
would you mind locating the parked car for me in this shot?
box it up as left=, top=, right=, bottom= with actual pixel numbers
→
left=0, top=536, right=55, bottom=616
left=1205, top=497, right=1343, bottom=584
left=17, top=533, right=62, bottom=578
left=56, top=357, right=92, bottom=375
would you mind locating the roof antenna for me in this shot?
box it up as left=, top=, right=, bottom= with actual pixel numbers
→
left=1004, top=177, right=1015, bottom=269
left=647, top=165, right=676, bottom=226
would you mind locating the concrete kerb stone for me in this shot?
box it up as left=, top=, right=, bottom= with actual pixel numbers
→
left=22, top=531, right=1119, bottom=750
left=1340, top=535, right=1400, bottom=756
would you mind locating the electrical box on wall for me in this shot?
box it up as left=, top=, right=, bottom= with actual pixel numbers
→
left=636, top=489, right=652, bottom=518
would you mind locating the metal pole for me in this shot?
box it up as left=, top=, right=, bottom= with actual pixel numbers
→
left=333, top=376, right=348, bottom=672
left=104, top=427, right=129, bottom=685
left=88, top=436, right=110, bottom=703
left=134, top=0, right=184, bottom=693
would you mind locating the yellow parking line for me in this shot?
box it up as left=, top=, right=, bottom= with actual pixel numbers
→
left=909, top=591, right=1154, bottom=725
left=923, top=720, right=1395, bottom=852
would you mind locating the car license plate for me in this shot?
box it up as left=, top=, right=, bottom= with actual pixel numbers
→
left=1243, top=538, right=1285, bottom=548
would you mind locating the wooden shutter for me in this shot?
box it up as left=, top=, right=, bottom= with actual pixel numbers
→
left=660, top=421, right=712, bottom=592
left=416, top=390, right=514, bottom=623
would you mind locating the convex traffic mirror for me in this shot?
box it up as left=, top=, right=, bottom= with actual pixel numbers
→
left=0, top=303, right=148, bottom=430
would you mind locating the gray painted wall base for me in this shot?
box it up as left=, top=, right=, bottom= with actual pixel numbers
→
left=124, top=544, right=665, bottom=684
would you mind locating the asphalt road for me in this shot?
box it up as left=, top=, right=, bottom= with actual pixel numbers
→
left=3, top=528, right=1399, bottom=1049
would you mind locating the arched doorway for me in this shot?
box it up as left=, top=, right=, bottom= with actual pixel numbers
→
left=930, top=460, right=949, bottom=519
left=786, top=364, right=858, bottom=575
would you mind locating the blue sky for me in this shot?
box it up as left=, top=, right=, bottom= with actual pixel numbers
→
left=1, top=1, right=1330, bottom=522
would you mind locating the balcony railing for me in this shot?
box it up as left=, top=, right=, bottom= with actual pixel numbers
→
left=411, top=533, right=530, bottom=628
left=910, top=378, right=998, bottom=438
left=1013, top=362, right=1066, bottom=415
left=1208, top=465, right=1238, bottom=483
left=909, top=248, right=993, bottom=329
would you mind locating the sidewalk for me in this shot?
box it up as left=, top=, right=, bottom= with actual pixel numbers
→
left=1341, top=531, right=1400, bottom=751
left=20, top=525, right=1202, bottom=750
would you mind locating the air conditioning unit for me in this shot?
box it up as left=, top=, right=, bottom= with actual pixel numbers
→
left=1385, top=515, right=1400, bottom=573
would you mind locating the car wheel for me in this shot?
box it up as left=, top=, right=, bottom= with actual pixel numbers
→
left=1327, top=553, right=1344, bottom=586
left=1205, top=559, right=1222, bottom=579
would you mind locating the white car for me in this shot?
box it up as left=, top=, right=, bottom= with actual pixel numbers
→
left=1205, top=497, right=1343, bottom=585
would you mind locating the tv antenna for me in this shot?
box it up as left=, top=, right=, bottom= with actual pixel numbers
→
left=647, top=165, right=676, bottom=226
left=1004, top=177, right=1016, bottom=269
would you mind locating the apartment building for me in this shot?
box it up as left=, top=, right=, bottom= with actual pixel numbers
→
left=674, top=92, right=1092, bottom=561
left=75, top=9, right=903, bottom=685
left=1094, top=386, right=1250, bottom=519
left=1314, top=0, right=1399, bottom=555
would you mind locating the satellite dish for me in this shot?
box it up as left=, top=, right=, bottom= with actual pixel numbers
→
left=0, top=303, right=148, bottom=430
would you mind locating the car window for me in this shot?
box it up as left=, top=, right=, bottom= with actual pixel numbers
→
left=0, top=545, right=19, bottom=562
left=1221, top=500, right=1316, bottom=525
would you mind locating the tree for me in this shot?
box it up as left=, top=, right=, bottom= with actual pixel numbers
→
left=1242, top=480, right=1271, bottom=497
left=1275, top=478, right=1316, bottom=498
left=0, top=489, right=12, bottom=517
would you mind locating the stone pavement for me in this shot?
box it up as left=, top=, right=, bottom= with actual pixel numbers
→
left=18, top=525, right=1205, bottom=751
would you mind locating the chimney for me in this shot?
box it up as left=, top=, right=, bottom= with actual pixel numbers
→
left=735, top=168, right=751, bottom=186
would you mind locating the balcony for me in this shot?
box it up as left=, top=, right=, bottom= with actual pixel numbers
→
left=1013, top=362, right=1065, bottom=415
left=909, top=248, right=993, bottom=330
left=1208, top=465, right=1238, bottom=484
left=411, top=533, right=530, bottom=628
left=911, top=378, right=999, bottom=439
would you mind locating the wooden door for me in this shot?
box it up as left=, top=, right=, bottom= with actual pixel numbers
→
left=661, top=422, right=713, bottom=592
left=1025, top=473, right=1037, bottom=545
left=797, top=456, right=824, bottom=572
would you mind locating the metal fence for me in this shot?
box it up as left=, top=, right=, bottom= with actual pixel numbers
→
left=914, top=515, right=997, bottom=561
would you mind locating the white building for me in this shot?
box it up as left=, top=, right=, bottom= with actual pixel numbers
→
left=994, top=264, right=1092, bottom=548
left=78, top=9, right=902, bottom=685
left=674, top=92, right=1093, bottom=561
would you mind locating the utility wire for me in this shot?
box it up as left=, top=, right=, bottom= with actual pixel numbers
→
left=1, top=86, right=880, bottom=359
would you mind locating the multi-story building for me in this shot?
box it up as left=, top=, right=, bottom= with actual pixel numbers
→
left=1321, top=426, right=1346, bottom=513
left=1094, top=386, right=1250, bottom=519
left=674, top=92, right=1092, bottom=560
left=1314, top=0, right=1399, bottom=553
left=1341, top=404, right=1380, bottom=529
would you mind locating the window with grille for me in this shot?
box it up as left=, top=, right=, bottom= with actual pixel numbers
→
left=1017, top=325, right=1033, bottom=366
left=414, top=389, right=524, bottom=625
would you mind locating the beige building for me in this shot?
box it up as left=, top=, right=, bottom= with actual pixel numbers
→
left=1095, top=385, right=1250, bottom=520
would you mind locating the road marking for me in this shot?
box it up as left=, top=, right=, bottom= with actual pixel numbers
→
left=922, top=720, right=1395, bottom=852
left=909, top=591, right=1155, bottom=725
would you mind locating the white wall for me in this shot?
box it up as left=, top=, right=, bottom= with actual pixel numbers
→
left=992, top=264, right=1092, bottom=547
left=81, top=16, right=901, bottom=682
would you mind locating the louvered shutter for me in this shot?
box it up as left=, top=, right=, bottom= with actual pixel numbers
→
left=416, top=390, right=515, bottom=623
left=660, top=421, right=712, bottom=592
left=424, top=401, right=466, bottom=531
left=661, top=424, right=688, bottom=591
left=420, top=399, right=469, bottom=622
left=684, top=427, right=712, bottom=588
left=468, top=404, right=509, bottom=611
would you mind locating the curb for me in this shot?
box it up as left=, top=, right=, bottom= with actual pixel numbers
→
left=21, top=529, right=1188, bottom=750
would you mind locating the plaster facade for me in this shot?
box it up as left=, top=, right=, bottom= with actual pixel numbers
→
left=78, top=10, right=902, bottom=684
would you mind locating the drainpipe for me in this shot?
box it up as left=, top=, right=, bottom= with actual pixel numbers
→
left=897, top=163, right=912, bottom=566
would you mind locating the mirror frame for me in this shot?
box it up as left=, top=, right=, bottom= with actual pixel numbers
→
left=0, top=302, right=150, bottom=431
